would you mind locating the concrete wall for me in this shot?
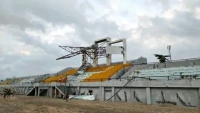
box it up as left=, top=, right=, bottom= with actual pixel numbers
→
left=1, top=79, right=200, bottom=108
left=79, top=87, right=100, bottom=100
left=151, top=88, right=199, bottom=107
left=65, top=79, right=200, bottom=108
left=114, top=88, right=146, bottom=103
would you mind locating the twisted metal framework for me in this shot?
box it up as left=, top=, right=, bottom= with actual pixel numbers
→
left=56, top=43, right=107, bottom=64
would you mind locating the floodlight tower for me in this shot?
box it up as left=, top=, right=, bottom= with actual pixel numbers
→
left=56, top=45, right=107, bottom=68
left=57, top=37, right=127, bottom=68
left=167, top=45, right=172, bottom=62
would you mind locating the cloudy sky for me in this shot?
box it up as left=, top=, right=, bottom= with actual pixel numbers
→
left=1, top=0, right=200, bottom=79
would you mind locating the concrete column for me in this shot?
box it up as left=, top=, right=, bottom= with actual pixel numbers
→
left=102, top=87, right=105, bottom=101
left=37, top=88, right=40, bottom=97
left=111, top=87, right=115, bottom=102
left=55, top=88, right=57, bottom=98
left=106, top=38, right=111, bottom=66
left=99, top=87, right=104, bottom=101
left=106, top=54, right=111, bottom=66
left=47, top=87, right=51, bottom=97
left=146, top=87, right=151, bottom=105
left=77, top=87, right=80, bottom=94
left=93, top=43, right=98, bottom=67
left=198, top=88, right=200, bottom=108
left=47, top=87, right=49, bottom=97
left=48, top=87, right=52, bottom=97
left=24, top=87, right=26, bottom=94
left=34, top=87, right=37, bottom=96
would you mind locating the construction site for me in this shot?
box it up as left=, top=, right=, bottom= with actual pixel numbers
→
left=1, top=37, right=200, bottom=113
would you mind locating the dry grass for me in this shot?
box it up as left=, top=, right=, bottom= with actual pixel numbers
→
left=0, top=95, right=199, bottom=113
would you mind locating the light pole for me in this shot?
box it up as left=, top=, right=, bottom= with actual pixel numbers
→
left=167, top=45, right=172, bottom=62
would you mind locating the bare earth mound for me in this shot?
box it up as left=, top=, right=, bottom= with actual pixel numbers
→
left=0, top=96, right=199, bottom=113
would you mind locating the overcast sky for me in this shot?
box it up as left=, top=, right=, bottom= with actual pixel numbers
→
left=1, top=0, right=200, bottom=79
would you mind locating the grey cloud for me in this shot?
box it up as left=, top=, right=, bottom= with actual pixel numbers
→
left=5, top=28, right=61, bottom=57
left=0, top=0, right=200, bottom=79
left=0, top=54, right=22, bottom=65
left=0, top=1, right=45, bottom=31
left=125, top=1, right=200, bottom=61
left=0, top=0, right=129, bottom=79
left=1, top=0, right=124, bottom=46
left=0, top=0, right=92, bottom=32
left=183, top=0, right=200, bottom=10
left=145, top=0, right=170, bottom=10
left=0, top=67, right=13, bottom=80
left=138, top=9, right=200, bottom=39
left=120, top=11, right=129, bottom=17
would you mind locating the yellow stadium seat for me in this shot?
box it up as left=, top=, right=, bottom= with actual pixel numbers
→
left=43, top=68, right=78, bottom=83
left=83, top=63, right=131, bottom=82
left=86, top=65, right=109, bottom=72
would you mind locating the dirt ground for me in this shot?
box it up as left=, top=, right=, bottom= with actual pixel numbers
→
left=0, top=95, right=200, bottom=113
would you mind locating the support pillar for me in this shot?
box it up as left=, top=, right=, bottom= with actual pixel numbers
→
left=106, top=54, right=111, bottom=66
left=198, top=88, right=200, bottom=108
left=24, top=87, right=26, bottom=94
left=34, top=87, right=37, bottom=96
left=93, top=43, right=98, bottom=67
left=111, top=87, right=115, bottom=102
left=99, top=87, right=104, bottom=101
left=51, top=87, right=53, bottom=97
left=37, top=88, right=40, bottom=97
left=106, top=38, right=111, bottom=66
left=146, top=87, right=151, bottom=105
left=77, top=87, right=80, bottom=95
left=55, top=88, right=57, bottom=98
left=48, top=87, right=52, bottom=97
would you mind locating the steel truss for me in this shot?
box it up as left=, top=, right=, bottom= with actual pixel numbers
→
left=56, top=43, right=107, bottom=64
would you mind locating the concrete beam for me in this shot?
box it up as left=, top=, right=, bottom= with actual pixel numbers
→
left=95, top=37, right=111, bottom=43
left=67, top=79, right=200, bottom=88
left=108, top=39, right=124, bottom=45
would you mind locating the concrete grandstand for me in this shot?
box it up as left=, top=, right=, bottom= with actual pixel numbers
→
left=0, top=37, right=200, bottom=108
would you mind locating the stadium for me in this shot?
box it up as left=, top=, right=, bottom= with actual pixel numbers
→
left=1, top=37, right=200, bottom=111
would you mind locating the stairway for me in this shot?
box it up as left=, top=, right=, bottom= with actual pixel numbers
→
left=75, top=63, right=91, bottom=75
left=26, top=87, right=35, bottom=96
